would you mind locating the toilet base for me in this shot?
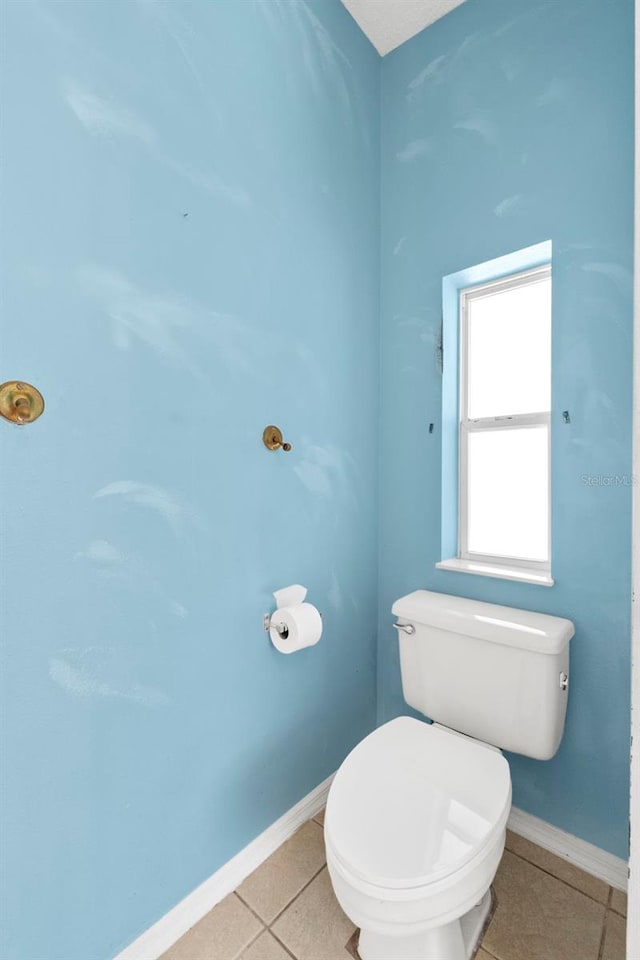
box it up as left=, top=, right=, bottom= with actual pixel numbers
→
left=357, top=888, right=493, bottom=960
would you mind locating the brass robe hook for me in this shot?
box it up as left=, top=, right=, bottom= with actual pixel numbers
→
left=0, top=381, right=45, bottom=425
left=263, top=425, right=291, bottom=452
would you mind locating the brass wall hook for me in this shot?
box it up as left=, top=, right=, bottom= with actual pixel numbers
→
left=0, top=381, right=45, bottom=425
left=263, top=425, right=291, bottom=452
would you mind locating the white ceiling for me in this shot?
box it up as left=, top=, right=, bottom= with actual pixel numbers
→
left=341, top=0, right=466, bottom=56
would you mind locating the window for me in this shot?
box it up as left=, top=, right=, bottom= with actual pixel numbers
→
left=457, top=266, right=551, bottom=577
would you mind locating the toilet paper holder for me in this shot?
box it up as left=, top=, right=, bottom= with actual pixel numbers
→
left=263, top=613, right=289, bottom=637
left=263, top=584, right=322, bottom=643
left=262, top=610, right=322, bottom=636
left=263, top=584, right=324, bottom=654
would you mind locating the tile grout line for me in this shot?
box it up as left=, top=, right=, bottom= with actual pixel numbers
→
left=234, top=861, right=328, bottom=932
left=230, top=893, right=297, bottom=960
left=608, top=887, right=627, bottom=918
left=478, top=948, right=500, bottom=960
left=609, top=905, right=627, bottom=917
left=267, top=863, right=328, bottom=927
left=234, top=921, right=298, bottom=960
left=233, top=890, right=267, bottom=960
left=506, top=847, right=611, bottom=908
left=597, top=907, right=611, bottom=960
left=233, top=891, right=270, bottom=930
left=255, top=861, right=330, bottom=960
left=596, top=888, right=614, bottom=960
left=267, top=927, right=300, bottom=960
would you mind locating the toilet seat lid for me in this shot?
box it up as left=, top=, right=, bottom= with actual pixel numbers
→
left=325, top=717, right=511, bottom=890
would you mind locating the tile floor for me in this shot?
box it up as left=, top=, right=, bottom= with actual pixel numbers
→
left=160, top=809, right=628, bottom=960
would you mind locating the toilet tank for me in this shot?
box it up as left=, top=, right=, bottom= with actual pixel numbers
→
left=392, top=590, right=574, bottom=760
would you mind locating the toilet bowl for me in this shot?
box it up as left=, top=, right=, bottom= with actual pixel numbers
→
left=325, top=717, right=512, bottom=960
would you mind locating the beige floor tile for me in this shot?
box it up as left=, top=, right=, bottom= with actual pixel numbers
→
left=482, top=850, right=605, bottom=960
left=239, top=930, right=293, bottom=960
left=272, top=867, right=355, bottom=960
left=313, top=807, right=325, bottom=826
left=610, top=887, right=628, bottom=916
left=476, top=950, right=498, bottom=960
left=237, top=820, right=326, bottom=923
left=602, top=911, right=627, bottom=960
left=160, top=894, right=263, bottom=960
left=505, top=831, right=609, bottom=903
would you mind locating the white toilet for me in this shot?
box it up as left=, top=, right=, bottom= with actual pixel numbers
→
left=325, top=590, right=574, bottom=960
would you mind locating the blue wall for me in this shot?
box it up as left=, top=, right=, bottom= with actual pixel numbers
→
left=0, top=2, right=379, bottom=958
left=379, top=0, right=634, bottom=859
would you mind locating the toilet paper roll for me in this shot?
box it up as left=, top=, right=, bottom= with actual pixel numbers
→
left=269, top=602, right=322, bottom=654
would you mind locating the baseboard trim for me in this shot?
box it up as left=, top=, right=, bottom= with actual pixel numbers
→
left=508, top=806, right=628, bottom=891
left=113, top=773, right=334, bottom=960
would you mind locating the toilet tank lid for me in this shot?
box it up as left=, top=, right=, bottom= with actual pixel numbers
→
left=392, top=590, right=574, bottom=654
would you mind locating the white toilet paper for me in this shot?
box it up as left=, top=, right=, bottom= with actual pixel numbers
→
left=269, top=602, right=323, bottom=654
left=273, top=584, right=307, bottom=608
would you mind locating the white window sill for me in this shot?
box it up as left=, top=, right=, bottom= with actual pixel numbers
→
left=436, top=557, right=554, bottom=587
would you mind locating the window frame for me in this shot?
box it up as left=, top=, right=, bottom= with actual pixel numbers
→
left=457, top=264, right=552, bottom=576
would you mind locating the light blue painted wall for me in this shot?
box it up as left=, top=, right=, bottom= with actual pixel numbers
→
left=379, top=0, right=634, bottom=859
left=0, top=2, right=379, bottom=958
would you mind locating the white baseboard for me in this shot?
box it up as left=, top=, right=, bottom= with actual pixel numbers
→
left=113, top=773, right=334, bottom=960
left=508, top=806, right=628, bottom=891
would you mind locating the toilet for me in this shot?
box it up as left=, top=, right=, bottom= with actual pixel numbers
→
left=324, top=590, right=574, bottom=960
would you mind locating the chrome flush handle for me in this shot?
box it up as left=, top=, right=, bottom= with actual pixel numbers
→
left=393, top=622, right=415, bottom=635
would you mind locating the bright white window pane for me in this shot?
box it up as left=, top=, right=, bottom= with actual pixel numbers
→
left=466, top=277, right=551, bottom=419
left=466, top=426, right=549, bottom=561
